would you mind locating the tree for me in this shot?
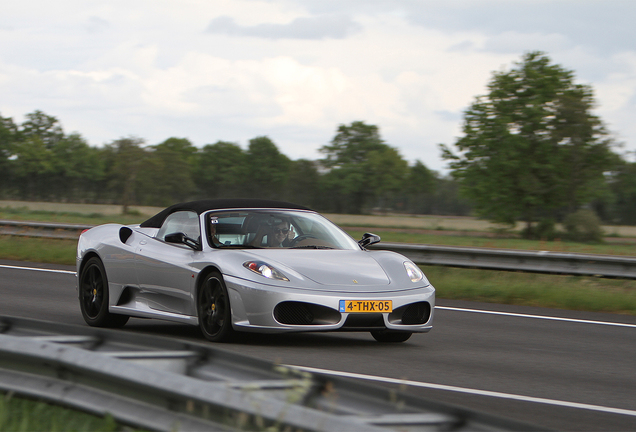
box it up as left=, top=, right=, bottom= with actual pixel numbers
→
left=50, top=133, right=102, bottom=201
left=194, top=141, right=247, bottom=199
left=138, top=137, right=197, bottom=206
left=10, top=136, right=54, bottom=200
left=401, top=160, right=437, bottom=214
left=286, top=159, right=321, bottom=209
left=20, top=110, right=64, bottom=149
left=320, top=121, right=408, bottom=213
left=605, top=159, right=636, bottom=225
left=0, top=114, right=18, bottom=196
left=8, top=110, right=67, bottom=199
left=243, top=136, right=291, bottom=200
left=442, top=52, right=616, bottom=237
left=104, top=137, right=146, bottom=212
left=366, top=146, right=409, bottom=211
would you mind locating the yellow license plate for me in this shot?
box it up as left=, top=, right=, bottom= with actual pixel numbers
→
left=339, top=300, right=392, bottom=313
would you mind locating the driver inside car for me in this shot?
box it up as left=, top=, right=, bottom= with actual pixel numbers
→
left=251, top=218, right=294, bottom=247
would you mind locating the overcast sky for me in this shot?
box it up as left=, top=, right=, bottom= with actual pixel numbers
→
left=1, top=0, right=635, bottom=172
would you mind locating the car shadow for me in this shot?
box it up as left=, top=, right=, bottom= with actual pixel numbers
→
left=228, top=331, right=380, bottom=348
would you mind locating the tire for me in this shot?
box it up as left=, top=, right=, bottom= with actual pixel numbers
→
left=78, top=257, right=129, bottom=328
left=370, top=330, right=412, bottom=343
left=198, top=271, right=235, bottom=342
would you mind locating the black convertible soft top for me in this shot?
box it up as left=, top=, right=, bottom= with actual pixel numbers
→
left=140, top=199, right=312, bottom=228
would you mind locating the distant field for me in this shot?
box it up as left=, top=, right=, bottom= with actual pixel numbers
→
left=0, top=200, right=160, bottom=217
left=327, top=213, right=518, bottom=231
left=327, top=213, right=636, bottom=237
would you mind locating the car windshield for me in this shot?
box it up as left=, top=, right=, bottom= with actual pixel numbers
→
left=206, top=209, right=360, bottom=250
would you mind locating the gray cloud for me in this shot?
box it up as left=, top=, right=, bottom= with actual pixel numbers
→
left=205, top=14, right=361, bottom=40
left=402, top=0, right=636, bottom=55
left=482, top=32, right=573, bottom=55
left=297, top=0, right=636, bottom=54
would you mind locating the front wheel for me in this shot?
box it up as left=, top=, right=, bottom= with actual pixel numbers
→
left=371, top=330, right=412, bottom=343
left=198, top=271, right=235, bottom=342
left=78, top=257, right=129, bottom=328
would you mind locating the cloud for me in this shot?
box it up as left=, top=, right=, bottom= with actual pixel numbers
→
left=205, top=14, right=361, bottom=40
left=402, top=0, right=636, bottom=55
left=483, top=32, right=572, bottom=55
left=85, top=16, right=111, bottom=34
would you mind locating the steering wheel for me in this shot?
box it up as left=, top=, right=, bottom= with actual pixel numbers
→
left=290, top=234, right=318, bottom=246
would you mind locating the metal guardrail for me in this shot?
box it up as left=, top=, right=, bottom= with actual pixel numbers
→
left=373, top=243, right=636, bottom=279
left=0, top=219, right=91, bottom=239
left=0, top=316, right=540, bottom=431
left=2, top=220, right=635, bottom=278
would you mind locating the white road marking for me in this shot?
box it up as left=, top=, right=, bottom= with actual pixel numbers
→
left=435, top=306, right=636, bottom=329
left=0, top=264, right=76, bottom=275
left=288, top=365, right=636, bottom=418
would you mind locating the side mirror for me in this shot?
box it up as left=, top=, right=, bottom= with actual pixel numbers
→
left=358, top=232, right=381, bottom=249
left=165, top=232, right=201, bottom=250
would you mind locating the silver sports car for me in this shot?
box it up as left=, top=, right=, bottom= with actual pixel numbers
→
left=77, top=199, right=435, bottom=342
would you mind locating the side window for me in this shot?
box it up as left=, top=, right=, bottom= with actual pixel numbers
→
left=156, top=211, right=200, bottom=242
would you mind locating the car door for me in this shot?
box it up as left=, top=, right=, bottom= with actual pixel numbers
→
left=135, top=211, right=201, bottom=316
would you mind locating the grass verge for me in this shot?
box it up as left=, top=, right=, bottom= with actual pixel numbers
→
left=426, top=265, right=636, bottom=316
left=0, top=393, right=125, bottom=431
left=0, top=236, right=77, bottom=265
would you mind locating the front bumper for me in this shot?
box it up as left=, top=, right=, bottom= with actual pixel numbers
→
left=224, top=275, right=435, bottom=333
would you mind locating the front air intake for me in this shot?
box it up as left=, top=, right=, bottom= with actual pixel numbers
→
left=389, top=302, right=431, bottom=325
left=274, top=302, right=340, bottom=326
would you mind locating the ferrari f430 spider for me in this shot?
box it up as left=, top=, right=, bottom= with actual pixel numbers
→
left=77, top=199, right=435, bottom=342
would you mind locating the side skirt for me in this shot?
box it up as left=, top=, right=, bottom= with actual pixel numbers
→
left=110, top=305, right=198, bottom=326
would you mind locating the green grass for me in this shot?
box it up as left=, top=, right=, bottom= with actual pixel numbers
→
left=425, top=265, right=636, bottom=315
left=0, top=236, right=77, bottom=265
left=0, top=393, right=123, bottom=432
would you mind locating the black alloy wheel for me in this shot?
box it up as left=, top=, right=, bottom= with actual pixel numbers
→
left=79, top=257, right=129, bottom=327
left=370, top=330, right=412, bottom=343
left=198, top=272, right=235, bottom=342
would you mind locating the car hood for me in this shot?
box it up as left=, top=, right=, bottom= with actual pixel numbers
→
left=243, top=249, right=390, bottom=288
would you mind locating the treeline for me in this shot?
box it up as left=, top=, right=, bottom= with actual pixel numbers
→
left=0, top=111, right=471, bottom=215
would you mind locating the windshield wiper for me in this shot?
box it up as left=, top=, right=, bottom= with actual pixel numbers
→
left=216, top=244, right=263, bottom=249
left=291, top=245, right=335, bottom=249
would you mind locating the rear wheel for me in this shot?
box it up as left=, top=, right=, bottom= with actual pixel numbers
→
left=78, top=257, right=129, bottom=328
left=371, top=330, right=412, bottom=343
left=198, top=271, right=235, bottom=342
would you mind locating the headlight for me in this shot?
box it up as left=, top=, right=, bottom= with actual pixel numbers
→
left=404, top=261, right=425, bottom=283
left=243, top=261, right=289, bottom=281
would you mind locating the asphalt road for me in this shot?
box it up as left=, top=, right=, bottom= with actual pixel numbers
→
left=1, top=259, right=635, bottom=431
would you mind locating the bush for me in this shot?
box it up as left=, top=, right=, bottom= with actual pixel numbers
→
left=536, top=218, right=558, bottom=241
left=563, top=209, right=604, bottom=243
left=521, top=218, right=557, bottom=240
